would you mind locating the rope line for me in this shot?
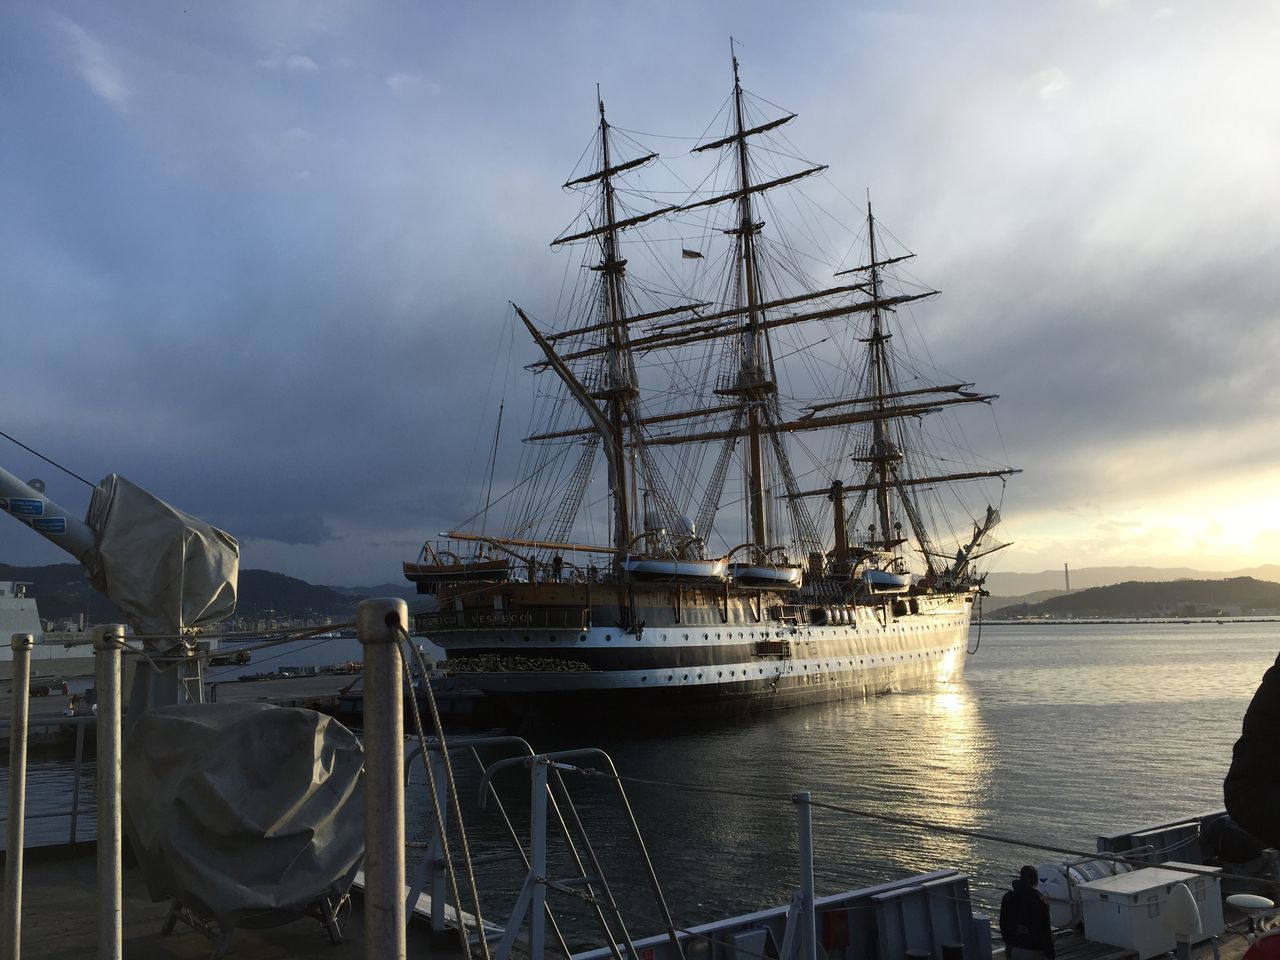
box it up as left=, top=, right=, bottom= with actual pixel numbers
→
left=398, top=624, right=494, bottom=960
left=397, top=631, right=479, bottom=960
left=570, top=769, right=1258, bottom=886
left=0, top=429, right=95, bottom=488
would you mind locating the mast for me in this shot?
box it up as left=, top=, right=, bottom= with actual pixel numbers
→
left=717, top=49, right=772, bottom=555
left=865, top=202, right=897, bottom=551
left=595, top=95, right=636, bottom=569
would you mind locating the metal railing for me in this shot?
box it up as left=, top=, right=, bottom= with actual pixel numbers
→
left=0, top=714, right=98, bottom=848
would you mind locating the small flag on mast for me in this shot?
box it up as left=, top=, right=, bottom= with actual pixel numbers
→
left=681, top=248, right=704, bottom=260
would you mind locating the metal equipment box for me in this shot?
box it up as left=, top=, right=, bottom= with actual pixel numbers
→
left=1077, top=862, right=1223, bottom=960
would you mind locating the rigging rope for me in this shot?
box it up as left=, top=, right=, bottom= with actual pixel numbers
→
left=569, top=767, right=1252, bottom=886
left=969, top=594, right=983, bottom=654
left=397, top=639, right=473, bottom=960
left=0, top=428, right=95, bottom=488
left=396, top=625, right=491, bottom=960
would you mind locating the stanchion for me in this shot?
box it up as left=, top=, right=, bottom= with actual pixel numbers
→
left=93, top=625, right=125, bottom=960
left=3, top=633, right=34, bottom=960
left=357, top=598, right=408, bottom=960
left=794, top=791, right=817, bottom=960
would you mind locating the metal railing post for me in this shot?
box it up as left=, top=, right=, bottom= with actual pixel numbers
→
left=358, top=598, right=408, bottom=960
left=68, top=721, right=86, bottom=844
left=94, top=625, right=125, bottom=960
left=794, top=791, right=816, bottom=960
left=3, top=632, right=34, bottom=960
left=529, top=759, right=549, bottom=960
left=428, top=746, right=450, bottom=934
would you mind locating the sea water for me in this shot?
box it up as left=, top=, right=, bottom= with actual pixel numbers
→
left=440, top=619, right=1280, bottom=940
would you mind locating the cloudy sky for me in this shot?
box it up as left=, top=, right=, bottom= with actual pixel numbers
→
left=2, top=0, right=1277, bottom=585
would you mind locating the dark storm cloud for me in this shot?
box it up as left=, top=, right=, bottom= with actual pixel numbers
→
left=3, top=0, right=1278, bottom=580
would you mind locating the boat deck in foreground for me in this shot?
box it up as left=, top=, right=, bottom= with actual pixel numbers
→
left=5, top=851, right=457, bottom=960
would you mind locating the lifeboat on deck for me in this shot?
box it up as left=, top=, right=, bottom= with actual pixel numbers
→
left=863, top=569, right=912, bottom=594
left=621, top=556, right=728, bottom=583
left=729, top=563, right=803, bottom=589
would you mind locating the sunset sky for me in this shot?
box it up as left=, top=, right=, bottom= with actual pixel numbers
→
left=2, top=1, right=1277, bottom=584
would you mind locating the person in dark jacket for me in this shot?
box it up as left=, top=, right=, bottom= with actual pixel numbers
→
left=1000, top=865, right=1055, bottom=960
left=1225, top=654, right=1280, bottom=849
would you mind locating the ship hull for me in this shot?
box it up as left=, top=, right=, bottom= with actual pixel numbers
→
left=421, top=586, right=973, bottom=722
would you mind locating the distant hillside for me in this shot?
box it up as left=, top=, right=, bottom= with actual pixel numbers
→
left=985, top=564, right=1280, bottom=597
left=235, top=570, right=360, bottom=618
left=0, top=562, right=123, bottom=624
left=0, top=563, right=378, bottom=624
left=988, top=577, right=1280, bottom=619
left=984, top=588, right=1066, bottom=612
left=327, top=581, right=418, bottom=602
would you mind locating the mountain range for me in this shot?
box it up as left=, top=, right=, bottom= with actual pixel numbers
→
left=0, top=562, right=419, bottom=625
left=986, top=576, right=1280, bottom=619
left=5, top=561, right=1277, bottom=625
left=984, top=564, right=1280, bottom=599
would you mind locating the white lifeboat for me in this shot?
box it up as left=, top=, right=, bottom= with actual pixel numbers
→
left=729, top=563, right=803, bottom=589
left=622, top=557, right=728, bottom=583
left=863, top=569, right=912, bottom=594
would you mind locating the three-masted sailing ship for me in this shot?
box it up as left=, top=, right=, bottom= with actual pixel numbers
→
left=405, top=55, right=1019, bottom=720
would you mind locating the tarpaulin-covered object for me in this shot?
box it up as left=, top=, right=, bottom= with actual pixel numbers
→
left=86, top=473, right=238, bottom=644
left=123, top=702, right=364, bottom=927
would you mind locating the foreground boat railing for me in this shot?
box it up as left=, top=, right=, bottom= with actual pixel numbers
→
left=477, top=748, right=685, bottom=960
left=3, top=633, right=33, bottom=960
left=405, top=734, right=572, bottom=954
left=4, top=625, right=130, bottom=960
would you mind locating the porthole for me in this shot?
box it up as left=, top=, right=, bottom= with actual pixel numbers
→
left=718, top=671, right=723, bottom=678
left=667, top=675, right=673, bottom=681
left=641, top=676, right=648, bottom=682
left=683, top=674, right=689, bottom=681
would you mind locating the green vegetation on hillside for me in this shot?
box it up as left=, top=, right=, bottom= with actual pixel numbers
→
left=0, top=563, right=373, bottom=624
left=989, top=576, right=1280, bottom=619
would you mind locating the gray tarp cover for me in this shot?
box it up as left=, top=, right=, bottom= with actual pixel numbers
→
left=86, top=473, right=238, bottom=644
left=123, top=702, right=364, bottom=925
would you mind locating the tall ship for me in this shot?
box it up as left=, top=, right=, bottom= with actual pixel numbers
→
left=405, top=56, right=1019, bottom=719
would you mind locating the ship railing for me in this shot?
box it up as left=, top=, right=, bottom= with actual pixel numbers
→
left=0, top=714, right=98, bottom=850
left=477, top=747, right=685, bottom=960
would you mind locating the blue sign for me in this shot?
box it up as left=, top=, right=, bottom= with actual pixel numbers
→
left=32, top=517, right=67, bottom=534
left=6, top=498, right=43, bottom=518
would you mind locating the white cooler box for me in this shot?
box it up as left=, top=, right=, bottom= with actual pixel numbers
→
left=1077, top=862, right=1223, bottom=959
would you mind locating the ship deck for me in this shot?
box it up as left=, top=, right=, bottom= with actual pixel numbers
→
left=6, top=848, right=1257, bottom=960
left=4, top=848, right=461, bottom=959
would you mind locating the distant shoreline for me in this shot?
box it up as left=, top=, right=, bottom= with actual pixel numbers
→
left=978, top=616, right=1280, bottom=626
